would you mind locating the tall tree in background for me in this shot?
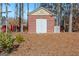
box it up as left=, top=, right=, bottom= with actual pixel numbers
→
left=19, top=3, right=24, bottom=32
left=72, top=3, right=79, bottom=32
left=5, top=3, right=8, bottom=33
left=0, top=3, right=2, bottom=32
left=19, top=3, right=21, bottom=32
left=15, top=3, right=19, bottom=32
left=27, top=3, right=29, bottom=31
left=21, top=3, right=24, bottom=32
left=69, top=3, right=73, bottom=32
left=0, top=3, right=2, bottom=18
left=57, top=3, right=61, bottom=26
left=5, top=3, right=9, bottom=18
left=5, top=3, right=11, bottom=33
left=61, top=3, right=71, bottom=32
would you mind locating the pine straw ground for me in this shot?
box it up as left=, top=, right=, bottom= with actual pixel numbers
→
left=10, top=32, right=79, bottom=56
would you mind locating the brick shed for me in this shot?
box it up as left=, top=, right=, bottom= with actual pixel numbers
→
left=28, top=7, right=54, bottom=33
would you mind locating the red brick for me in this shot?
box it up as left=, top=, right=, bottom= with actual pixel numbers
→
left=28, top=15, right=54, bottom=33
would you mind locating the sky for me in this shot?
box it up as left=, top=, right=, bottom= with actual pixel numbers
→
left=1, top=3, right=39, bottom=21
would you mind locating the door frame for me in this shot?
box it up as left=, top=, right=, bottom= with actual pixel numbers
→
left=36, top=19, right=47, bottom=33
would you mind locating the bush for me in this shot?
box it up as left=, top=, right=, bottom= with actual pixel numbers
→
left=0, top=32, right=15, bottom=53
left=0, top=32, right=6, bottom=49
left=0, top=32, right=25, bottom=54
left=4, top=33, right=15, bottom=53
left=15, top=34, right=24, bottom=44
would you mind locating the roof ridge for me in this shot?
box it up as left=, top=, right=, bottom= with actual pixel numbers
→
left=29, top=7, right=53, bottom=15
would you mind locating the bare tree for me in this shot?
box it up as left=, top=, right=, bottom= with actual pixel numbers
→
left=5, top=3, right=9, bottom=18
left=0, top=3, right=2, bottom=32
left=18, top=3, right=24, bottom=32
left=69, top=3, right=73, bottom=32
left=1, top=3, right=11, bottom=33
left=21, top=3, right=24, bottom=32
left=5, top=3, right=8, bottom=33
left=0, top=3, right=2, bottom=18
left=58, top=3, right=61, bottom=26
left=27, top=3, right=29, bottom=31
left=18, top=3, right=21, bottom=32
left=15, top=3, right=19, bottom=32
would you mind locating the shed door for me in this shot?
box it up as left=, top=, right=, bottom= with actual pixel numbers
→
left=36, top=19, right=47, bottom=33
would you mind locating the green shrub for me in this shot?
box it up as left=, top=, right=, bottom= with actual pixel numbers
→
left=0, top=32, right=15, bottom=53
left=4, top=33, right=15, bottom=53
left=0, top=32, right=24, bottom=54
left=0, top=32, right=6, bottom=49
left=15, top=34, right=24, bottom=44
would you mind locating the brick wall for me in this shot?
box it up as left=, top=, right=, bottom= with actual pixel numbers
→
left=28, top=15, right=54, bottom=33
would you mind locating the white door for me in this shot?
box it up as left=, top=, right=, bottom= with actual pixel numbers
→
left=36, top=19, right=47, bottom=33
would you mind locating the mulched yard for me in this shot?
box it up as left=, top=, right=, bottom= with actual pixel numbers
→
left=10, top=32, right=79, bottom=56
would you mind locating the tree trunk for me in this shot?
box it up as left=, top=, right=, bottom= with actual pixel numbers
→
left=58, top=3, right=61, bottom=26
left=0, top=3, right=2, bottom=18
left=5, top=3, right=8, bottom=33
left=69, top=3, right=73, bottom=32
left=19, top=3, right=21, bottom=32
left=15, top=3, right=18, bottom=32
left=27, top=3, right=29, bottom=32
left=21, top=3, right=24, bottom=32
left=18, top=3, right=24, bottom=32
left=6, top=3, right=8, bottom=18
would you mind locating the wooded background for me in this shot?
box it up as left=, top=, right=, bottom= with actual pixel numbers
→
left=0, top=3, right=79, bottom=32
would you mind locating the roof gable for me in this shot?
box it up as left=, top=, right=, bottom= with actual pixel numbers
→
left=29, top=7, right=53, bottom=15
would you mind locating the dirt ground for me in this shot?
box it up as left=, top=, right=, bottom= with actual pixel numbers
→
left=10, top=32, right=79, bottom=56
